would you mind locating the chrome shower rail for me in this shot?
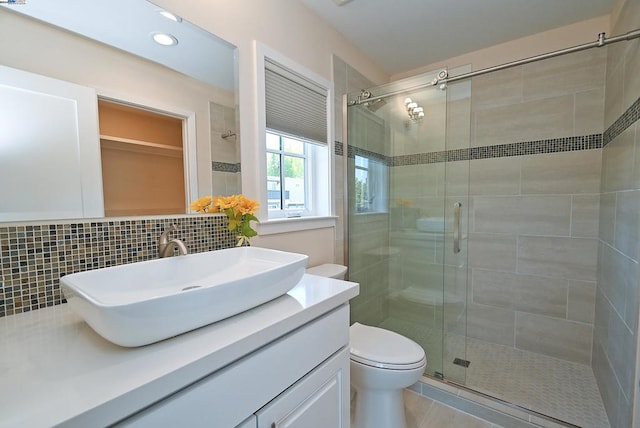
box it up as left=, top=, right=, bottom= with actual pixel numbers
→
left=348, top=28, right=640, bottom=106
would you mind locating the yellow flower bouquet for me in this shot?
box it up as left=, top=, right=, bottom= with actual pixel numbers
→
left=190, top=194, right=260, bottom=246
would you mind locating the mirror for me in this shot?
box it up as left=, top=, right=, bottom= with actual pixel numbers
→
left=0, top=0, right=240, bottom=222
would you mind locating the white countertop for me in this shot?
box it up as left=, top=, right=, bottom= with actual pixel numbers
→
left=0, top=274, right=359, bottom=428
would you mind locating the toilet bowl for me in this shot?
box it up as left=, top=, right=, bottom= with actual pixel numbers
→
left=305, top=263, right=348, bottom=279
left=306, top=264, right=427, bottom=428
left=350, top=323, right=426, bottom=428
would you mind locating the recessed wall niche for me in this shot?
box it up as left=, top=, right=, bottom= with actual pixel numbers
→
left=98, top=100, right=187, bottom=217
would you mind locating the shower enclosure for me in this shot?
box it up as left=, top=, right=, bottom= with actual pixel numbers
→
left=346, top=67, right=471, bottom=385
left=344, top=40, right=625, bottom=426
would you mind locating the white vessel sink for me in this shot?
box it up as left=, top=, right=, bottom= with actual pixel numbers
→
left=60, top=247, right=309, bottom=347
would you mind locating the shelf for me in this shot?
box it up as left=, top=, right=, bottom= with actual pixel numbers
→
left=100, top=134, right=183, bottom=158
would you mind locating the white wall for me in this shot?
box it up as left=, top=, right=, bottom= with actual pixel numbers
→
left=155, top=0, right=389, bottom=264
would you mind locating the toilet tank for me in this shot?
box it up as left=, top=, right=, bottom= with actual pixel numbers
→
left=305, top=264, right=348, bottom=279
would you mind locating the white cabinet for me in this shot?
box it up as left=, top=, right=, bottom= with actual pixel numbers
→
left=118, top=305, right=350, bottom=428
left=236, top=416, right=257, bottom=428
left=256, top=348, right=349, bottom=428
left=0, top=65, right=104, bottom=221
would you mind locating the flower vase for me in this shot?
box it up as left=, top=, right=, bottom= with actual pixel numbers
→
left=236, top=234, right=251, bottom=247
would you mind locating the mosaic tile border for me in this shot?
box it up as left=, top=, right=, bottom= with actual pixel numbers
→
left=0, top=215, right=236, bottom=317
left=335, top=141, right=343, bottom=156
left=346, top=134, right=603, bottom=166
left=340, top=96, right=639, bottom=164
left=603, top=96, right=640, bottom=146
left=347, top=145, right=391, bottom=165
left=212, top=161, right=241, bottom=173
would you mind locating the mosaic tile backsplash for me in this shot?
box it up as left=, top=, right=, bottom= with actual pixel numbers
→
left=0, top=215, right=236, bottom=317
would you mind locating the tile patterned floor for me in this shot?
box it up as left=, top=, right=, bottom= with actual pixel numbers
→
left=379, top=317, right=611, bottom=428
left=352, top=389, right=501, bottom=428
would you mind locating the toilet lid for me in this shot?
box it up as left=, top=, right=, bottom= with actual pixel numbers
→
left=349, top=323, right=426, bottom=370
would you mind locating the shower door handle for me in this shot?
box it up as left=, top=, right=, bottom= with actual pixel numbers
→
left=453, top=202, right=461, bottom=254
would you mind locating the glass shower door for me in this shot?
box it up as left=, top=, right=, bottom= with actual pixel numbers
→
left=346, top=69, right=470, bottom=383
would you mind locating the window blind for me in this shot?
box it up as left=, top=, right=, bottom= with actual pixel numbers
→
left=265, top=59, right=327, bottom=145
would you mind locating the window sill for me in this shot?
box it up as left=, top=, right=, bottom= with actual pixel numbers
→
left=256, top=216, right=338, bottom=235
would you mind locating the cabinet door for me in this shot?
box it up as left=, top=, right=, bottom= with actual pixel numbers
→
left=236, top=415, right=257, bottom=428
left=0, top=65, right=103, bottom=221
left=256, top=348, right=350, bottom=428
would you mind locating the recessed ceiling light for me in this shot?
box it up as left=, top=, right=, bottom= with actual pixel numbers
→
left=152, top=32, right=178, bottom=46
left=158, top=10, right=182, bottom=23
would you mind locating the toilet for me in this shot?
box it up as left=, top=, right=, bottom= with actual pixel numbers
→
left=306, top=264, right=427, bottom=428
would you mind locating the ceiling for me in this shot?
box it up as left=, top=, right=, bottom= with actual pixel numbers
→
left=300, top=0, right=616, bottom=75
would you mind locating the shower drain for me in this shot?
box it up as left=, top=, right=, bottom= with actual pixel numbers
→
left=453, top=357, right=471, bottom=368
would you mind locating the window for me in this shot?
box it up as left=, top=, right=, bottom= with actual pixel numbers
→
left=350, top=108, right=388, bottom=215
left=266, top=132, right=307, bottom=213
left=354, top=154, right=387, bottom=213
left=263, top=53, right=331, bottom=220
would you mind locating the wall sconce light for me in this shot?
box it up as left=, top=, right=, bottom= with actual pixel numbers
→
left=404, top=98, right=424, bottom=120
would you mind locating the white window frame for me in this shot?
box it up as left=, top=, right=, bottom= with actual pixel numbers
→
left=255, top=42, right=335, bottom=234
left=354, top=154, right=388, bottom=214
left=266, top=131, right=310, bottom=217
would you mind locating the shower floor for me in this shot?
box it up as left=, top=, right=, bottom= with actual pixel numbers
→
left=379, top=317, right=610, bottom=428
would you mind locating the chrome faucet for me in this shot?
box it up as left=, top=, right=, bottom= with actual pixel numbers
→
left=158, top=224, right=188, bottom=258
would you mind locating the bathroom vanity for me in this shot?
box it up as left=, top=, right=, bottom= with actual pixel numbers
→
left=0, top=275, right=358, bottom=427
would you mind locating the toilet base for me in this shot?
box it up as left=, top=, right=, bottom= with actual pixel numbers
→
left=352, top=387, right=407, bottom=428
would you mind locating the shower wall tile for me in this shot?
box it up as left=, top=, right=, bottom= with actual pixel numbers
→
left=472, top=195, right=521, bottom=234
left=634, top=123, right=640, bottom=189
left=570, top=194, right=600, bottom=238
left=332, top=56, right=347, bottom=105
left=517, top=236, right=598, bottom=281
left=600, top=243, right=639, bottom=330
left=468, top=233, right=517, bottom=271
left=462, top=45, right=607, bottom=366
left=391, top=163, right=445, bottom=199
left=211, top=171, right=241, bottom=196
left=595, top=5, right=640, bottom=424
left=443, top=160, right=470, bottom=197
left=470, top=66, right=523, bottom=111
left=521, top=47, right=607, bottom=101
left=473, top=195, right=571, bottom=236
left=334, top=96, right=344, bottom=144
left=446, top=88, right=472, bottom=151
left=520, top=149, right=602, bottom=194
left=346, top=64, right=375, bottom=97
left=598, top=242, right=632, bottom=324
left=607, top=305, right=636, bottom=400
left=593, top=286, right=610, bottom=348
left=349, top=214, right=390, bottom=274
left=412, top=101, right=447, bottom=155
left=474, top=95, right=574, bottom=147
left=598, top=192, right=616, bottom=245
left=334, top=56, right=379, bottom=267
left=472, top=269, right=567, bottom=318
left=614, top=189, right=640, bottom=260
left=467, top=302, right=516, bottom=347
left=574, top=88, right=606, bottom=135
left=515, top=312, right=592, bottom=364
left=602, top=125, right=635, bottom=192
left=604, top=56, right=624, bottom=129
left=209, top=102, right=238, bottom=165
left=567, top=280, right=596, bottom=324
left=469, top=157, right=521, bottom=195
left=624, top=38, right=640, bottom=113
left=592, top=339, right=620, bottom=428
